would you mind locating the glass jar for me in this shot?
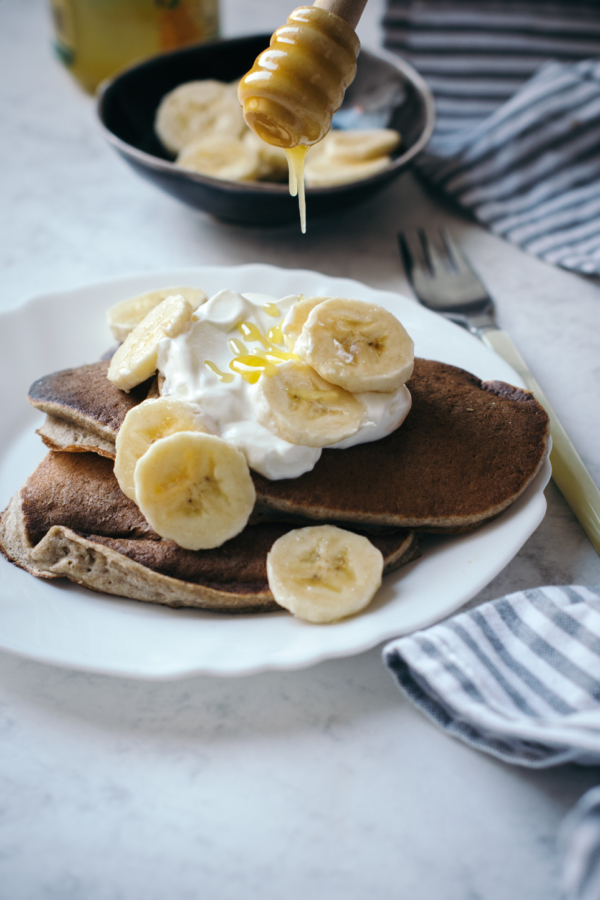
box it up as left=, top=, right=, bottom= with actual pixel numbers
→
left=49, top=0, right=220, bottom=93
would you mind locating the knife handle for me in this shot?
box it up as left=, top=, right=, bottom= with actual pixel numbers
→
left=481, top=328, right=600, bottom=555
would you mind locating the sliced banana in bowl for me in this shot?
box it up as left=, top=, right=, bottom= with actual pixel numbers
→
left=304, top=155, right=391, bottom=188
left=243, top=131, right=289, bottom=181
left=266, top=525, right=384, bottom=623
left=177, top=135, right=262, bottom=182
left=294, top=298, right=414, bottom=394
left=253, top=359, right=366, bottom=448
left=134, top=432, right=256, bottom=551
left=321, top=128, right=401, bottom=162
left=155, top=80, right=246, bottom=154
left=154, top=78, right=402, bottom=190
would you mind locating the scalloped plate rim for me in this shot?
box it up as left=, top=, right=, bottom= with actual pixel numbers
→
left=0, top=264, right=550, bottom=679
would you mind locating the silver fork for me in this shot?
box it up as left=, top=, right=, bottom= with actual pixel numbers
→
left=398, top=228, right=600, bottom=555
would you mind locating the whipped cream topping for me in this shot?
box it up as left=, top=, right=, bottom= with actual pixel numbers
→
left=158, top=290, right=412, bottom=480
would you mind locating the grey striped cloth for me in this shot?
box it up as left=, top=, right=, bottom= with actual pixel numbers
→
left=383, top=1, right=600, bottom=275
left=561, top=787, right=600, bottom=900
left=384, top=585, right=600, bottom=899
left=384, top=585, right=600, bottom=766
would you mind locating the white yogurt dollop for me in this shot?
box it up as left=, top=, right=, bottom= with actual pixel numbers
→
left=158, top=291, right=412, bottom=480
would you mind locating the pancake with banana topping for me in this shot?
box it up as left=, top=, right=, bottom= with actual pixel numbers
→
left=27, top=357, right=549, bottom=533
left=0, top=451, right=419, bottom=612
left=3, top=288, right=549, bottom=617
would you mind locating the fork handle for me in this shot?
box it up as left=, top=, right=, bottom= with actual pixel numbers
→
left=481, top=328, right=600, bottom=555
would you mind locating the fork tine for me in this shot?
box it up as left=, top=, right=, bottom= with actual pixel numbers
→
left=398, top=232, right=415, bottom=282
left=398, top=230, right=429, bottom=282
left=419, top=229, right=455, bottom=276
left=440, top=228, right=479, bottom=278
left=398, top=228, right=493, bottom=311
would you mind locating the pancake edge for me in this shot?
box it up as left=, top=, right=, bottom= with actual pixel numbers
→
left=0, top=490, right=419, bottom=614
left=253, top=426, right=549, bottom=534
left=29, top=370, right=160, bottom=448
left=29, top=397, right=119, bottom=442
left=0, top=490, right=278, bottom=613
left=37, top=414, right=117, bottom=459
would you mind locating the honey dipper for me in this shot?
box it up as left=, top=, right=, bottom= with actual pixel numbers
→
left=238, top=0, right=369, bottom=231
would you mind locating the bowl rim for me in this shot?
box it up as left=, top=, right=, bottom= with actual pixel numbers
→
left=96, top=36, right=436, bottom=195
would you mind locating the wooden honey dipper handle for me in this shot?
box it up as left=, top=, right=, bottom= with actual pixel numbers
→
left=312, top=0, right=369, bottom=31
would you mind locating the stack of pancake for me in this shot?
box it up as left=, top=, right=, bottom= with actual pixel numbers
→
left=0, top=355, right=550, bottom=613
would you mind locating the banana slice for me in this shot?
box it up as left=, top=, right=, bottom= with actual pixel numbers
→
left=281, top=296, right=328, bottom=351
left=253, top=359, right=365, bottom=448
left=266, top=525, right=384, bottom=623
left=177, top=135, right=261, bottom=181
left=294, top=298, right=414, bottom=394
left=212, top=81, right=247, bottom=140
left=324, top=129, right=401, bottom=162
left=108, top=294, right=194, bottom=392
left=155, top=80, right=245, bottom=154
left=242, top=130, right=289, bottom=181
left=304, top=155, right=391, bottom=187
left=134, top=432, right=256, bottom=550
left=107, top=287, right=207, bottom=343
left=115, top=397, right=216, bottom=501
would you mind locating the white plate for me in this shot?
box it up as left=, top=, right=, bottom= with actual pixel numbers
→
left=0, top=265, right=550, bottom=679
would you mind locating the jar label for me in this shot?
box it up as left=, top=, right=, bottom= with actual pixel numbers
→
left=50, top=0, right=76, bottom=65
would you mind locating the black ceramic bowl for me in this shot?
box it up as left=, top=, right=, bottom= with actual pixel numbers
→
left=98, top=34, right=435, bottom=227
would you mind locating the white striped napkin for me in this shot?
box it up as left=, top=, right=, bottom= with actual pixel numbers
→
left=384, top=585, right=600, bottom=900
left=561, top=787, right=600, bottom=900
left=383, top=1, right=600, bottom=274
left=384, top=585, right=600, bottom=767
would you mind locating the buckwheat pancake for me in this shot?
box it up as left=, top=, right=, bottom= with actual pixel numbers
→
left=253, top=359, right=550, bottom=531
left=0, top=452, right=419, bottom=613
left=30, top=360, right=157, bottom=458
left=28, top=357, right=550, bottom=533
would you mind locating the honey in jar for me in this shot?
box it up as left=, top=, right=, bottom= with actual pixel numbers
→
left=49, top=0, right=220, bottom=93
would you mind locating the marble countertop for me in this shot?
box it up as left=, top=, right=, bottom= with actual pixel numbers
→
left=1, top=1, right=600, bottom=898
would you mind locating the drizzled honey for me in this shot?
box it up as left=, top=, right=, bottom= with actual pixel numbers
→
left=238, top=5, right=360, bottom=232
left=204, top=360, right=234, bottom=383
left=206, top=319, right=297, bottom=385
left=262, top=302, right=281, bottom=317
left=230, top=321, right=297, bottom=382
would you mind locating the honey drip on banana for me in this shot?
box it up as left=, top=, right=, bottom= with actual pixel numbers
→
left=204, top=360, right=234, bottom=383
left=206, top=320, right=297, bottom=385
left=262, top=302, right=281, bottom=317
left=238, top=6, right=360, bottom=232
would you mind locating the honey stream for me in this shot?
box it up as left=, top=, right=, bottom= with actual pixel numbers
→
left=285, top=147, right=308, bottom=234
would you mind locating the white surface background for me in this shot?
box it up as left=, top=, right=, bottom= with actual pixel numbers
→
left=1, top=0, right=600, bottom=898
